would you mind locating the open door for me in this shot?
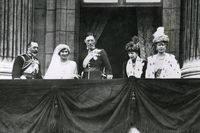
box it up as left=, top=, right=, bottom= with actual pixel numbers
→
left=79, top=7, right=138, bottom=78
left=79, top=7, right=162, bottom=78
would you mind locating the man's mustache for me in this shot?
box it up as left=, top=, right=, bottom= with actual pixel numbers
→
left=33, top=51, right=38, bottom=54
left=87, top=44, right=95, bottom=48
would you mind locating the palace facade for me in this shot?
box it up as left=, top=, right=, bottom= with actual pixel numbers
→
left=0, top=0, right=199, bottom=78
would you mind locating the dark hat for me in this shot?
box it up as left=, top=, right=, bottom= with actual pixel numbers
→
left=125, top=41, right=140, bottom=54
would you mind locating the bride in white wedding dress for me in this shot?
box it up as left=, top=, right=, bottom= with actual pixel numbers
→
left=44, top=44, right=79, bottom=79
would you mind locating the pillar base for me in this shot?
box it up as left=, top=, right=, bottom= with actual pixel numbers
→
left=181, top=59, right=200, bottom=78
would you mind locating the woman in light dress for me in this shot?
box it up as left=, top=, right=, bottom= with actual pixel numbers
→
left=145, top=27, right=181, bottom=79
left=44, top=44, right=79, bottom=79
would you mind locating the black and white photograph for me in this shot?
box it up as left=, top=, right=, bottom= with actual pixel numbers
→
left=0, top=0, right=200, bottom=132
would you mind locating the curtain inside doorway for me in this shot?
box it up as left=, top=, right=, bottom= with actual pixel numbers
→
left=80, top=8, right=110, bottom=43
left=79, top=7, right=161, bottom=78
left=79, top=8, right=111, bottom=73
left=79, top=8, right=138, bottom=78
left=137, top=7, right=162, bottom=59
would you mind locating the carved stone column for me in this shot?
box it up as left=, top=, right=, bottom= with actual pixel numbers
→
left=180, top=0, right=200, bottom=78
left=0, top=0, right=34, bottom=79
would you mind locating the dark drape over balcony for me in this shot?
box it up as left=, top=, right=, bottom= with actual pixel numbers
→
left=1, top=78, right=200, bottom=133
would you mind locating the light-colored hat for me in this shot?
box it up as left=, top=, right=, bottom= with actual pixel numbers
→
left=153, top=27, right=169, bottom=43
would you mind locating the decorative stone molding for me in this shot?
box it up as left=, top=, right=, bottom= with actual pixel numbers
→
left=181, top=59, right=200, bottom=78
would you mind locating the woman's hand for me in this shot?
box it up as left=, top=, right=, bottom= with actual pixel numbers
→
left=155, top=69, right=162, bottom=78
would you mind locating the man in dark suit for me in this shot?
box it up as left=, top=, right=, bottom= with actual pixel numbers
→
left=81, top=33, right=113, bottom=79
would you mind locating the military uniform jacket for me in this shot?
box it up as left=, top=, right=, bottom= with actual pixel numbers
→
left=12, top=54, right=42, bottom=79
left=82, top=48, right=112, bottom=79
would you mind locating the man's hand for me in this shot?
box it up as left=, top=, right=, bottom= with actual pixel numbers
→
left=20, top=75, right=27, bottom=79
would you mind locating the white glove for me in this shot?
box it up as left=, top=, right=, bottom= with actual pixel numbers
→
left=20, top=75, right=27, bottom=79
left=73, top=74, right=81, bottom=79
left=107, top=74, right=113, bottom=79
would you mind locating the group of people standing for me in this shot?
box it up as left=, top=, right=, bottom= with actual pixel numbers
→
left=125, top=27, right=181, bottom=79
left=12, top=27, right=181, bottom=80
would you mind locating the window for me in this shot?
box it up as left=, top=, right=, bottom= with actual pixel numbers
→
left=82, top=0, right=162, bottom=7
left=83, top=0, right=118, bottom=3
left=126, top=0, right=161, bottom=3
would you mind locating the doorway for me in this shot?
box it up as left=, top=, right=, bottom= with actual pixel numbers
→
left=79, top=7, right=137, bottom=78
left=79, top=7, right=161, bottom=78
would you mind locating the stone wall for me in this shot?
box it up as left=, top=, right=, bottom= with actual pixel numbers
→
left=162, top=0, right=181, bottom=60
left=34, top=0, right=79, bottom=75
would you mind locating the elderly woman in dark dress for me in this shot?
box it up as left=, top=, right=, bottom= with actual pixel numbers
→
left=124, top=36, right=147, bottom=78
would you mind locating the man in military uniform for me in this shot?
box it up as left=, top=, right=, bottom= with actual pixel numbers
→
left=12, top=41, right=42, bottom=79
left=81, top=33, right=113, bottom=79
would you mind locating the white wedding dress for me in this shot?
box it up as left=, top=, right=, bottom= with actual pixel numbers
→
left=44, top=44, right=78, bottom=79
